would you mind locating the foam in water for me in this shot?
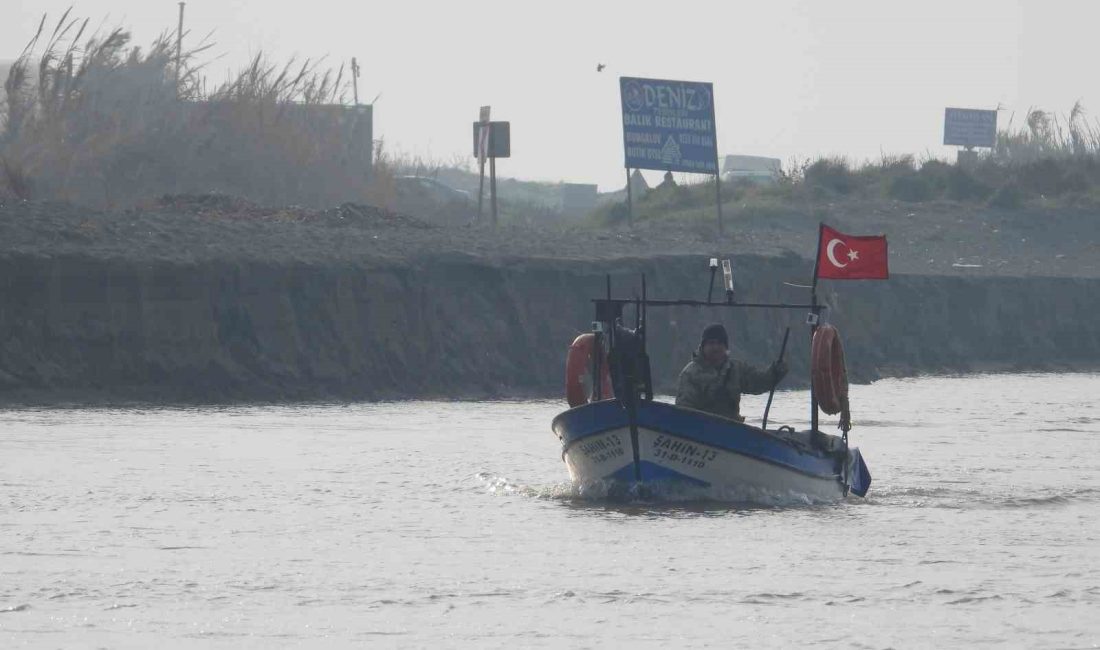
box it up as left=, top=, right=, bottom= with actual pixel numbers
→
left=475, top=472, right=836, bottom=507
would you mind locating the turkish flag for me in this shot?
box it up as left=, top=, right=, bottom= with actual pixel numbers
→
left=815, top=224, right=889, bottom=280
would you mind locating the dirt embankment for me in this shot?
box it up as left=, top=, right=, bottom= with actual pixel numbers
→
left=0, top=196, right=1097, bottom=404
left=2, top=194, right=1098, bottom=276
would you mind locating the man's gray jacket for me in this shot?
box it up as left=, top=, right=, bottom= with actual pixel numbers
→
left=675, top=351, right=783, bottom=421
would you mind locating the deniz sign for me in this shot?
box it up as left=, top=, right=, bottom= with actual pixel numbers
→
left=620, top=77, right=718, bottom=174
left=943, top=108, right=997, bottom=148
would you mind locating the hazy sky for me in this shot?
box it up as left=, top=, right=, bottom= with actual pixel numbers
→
left=3, top=1, right=1096, bottom=190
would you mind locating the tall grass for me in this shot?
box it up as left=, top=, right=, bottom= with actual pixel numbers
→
left=1, top=11, right=374, bottom=207
left=587, top=104, right=1100, bottom=226
left=8, top=11, right=1100, bottom=217
left=992, top=102, right=1100, bottom=163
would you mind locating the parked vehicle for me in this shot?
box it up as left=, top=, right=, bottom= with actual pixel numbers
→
left=394, top=176, right=471, bottom=205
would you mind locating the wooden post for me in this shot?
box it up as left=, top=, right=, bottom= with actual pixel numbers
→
left=476, top=106, right=490, bottom=224
left=490, top=155, right=498, bottom=227
left=715, top=172, right=724, bottom=236
left=351, top=57, right=360, bottom=105
left=477, top=157, right=485, bottom=223
left=625, top=168, right=633, bottom=227
left=176, top=2, right=185, bottom=96
left=713, top=111, right=723, bottom=236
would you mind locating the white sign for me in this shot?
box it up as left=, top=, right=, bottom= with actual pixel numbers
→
left=944, top=108, right=997, bottom=148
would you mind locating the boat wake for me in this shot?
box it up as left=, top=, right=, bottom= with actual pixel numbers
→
left=475, top=472, right=841, bottom=508
left=867, top=485, right=1100, bottom=510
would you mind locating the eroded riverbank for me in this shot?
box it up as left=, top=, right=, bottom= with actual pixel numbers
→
left=0, top=248, right=1096, bottom=404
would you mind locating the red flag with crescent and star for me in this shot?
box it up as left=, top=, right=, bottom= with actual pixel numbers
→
left=815, top=223, right=889, bottom=280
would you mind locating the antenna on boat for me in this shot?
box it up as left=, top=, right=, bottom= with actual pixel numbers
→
left=761, top=326, right=791, bottom=430
left=707, top=258, right=718, bottom=303
left=589, top=273, right=614, bottom=402
left=809, top=224, right=824, bottom=435
left=722, top=259, right=735, bottom=304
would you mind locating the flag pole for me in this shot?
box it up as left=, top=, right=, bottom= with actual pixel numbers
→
left=809, top=222, right=824, bottom=434
left=811, top=222, right=824, bottom=298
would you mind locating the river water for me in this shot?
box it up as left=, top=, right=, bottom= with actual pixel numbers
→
left=2, top=373, right=1099, bottom=648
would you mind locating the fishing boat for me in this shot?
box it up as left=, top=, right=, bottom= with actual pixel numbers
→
left=551, top=225, right=885, bottom=502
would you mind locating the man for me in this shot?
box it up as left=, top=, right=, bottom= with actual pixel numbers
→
left=675, top=323, right=787, bottom=422
left=655, top=170, right=677, bottom=191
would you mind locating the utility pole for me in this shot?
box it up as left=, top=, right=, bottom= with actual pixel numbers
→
left=351, top=57, right=361, bottom=105
left=176, top=2, right=185, bottom=97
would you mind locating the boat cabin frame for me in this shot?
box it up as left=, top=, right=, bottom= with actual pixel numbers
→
left=589, top=261, right=838, bottom=454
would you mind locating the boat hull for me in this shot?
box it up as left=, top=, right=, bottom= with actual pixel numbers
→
left=552, top=399, right=869, bottom=502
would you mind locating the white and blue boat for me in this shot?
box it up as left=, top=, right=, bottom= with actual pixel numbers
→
left=552, top=399, right=870, bottom=502
left=551, top=261, right=872, bottom=503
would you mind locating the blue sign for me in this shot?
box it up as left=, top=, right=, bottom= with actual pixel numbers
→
left=620, top=76, right=718, bottom=174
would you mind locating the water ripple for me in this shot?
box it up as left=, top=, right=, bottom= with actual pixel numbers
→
left=475, top=472, right=840, bottom=508
left=2, top=375, right=1098, bottom=648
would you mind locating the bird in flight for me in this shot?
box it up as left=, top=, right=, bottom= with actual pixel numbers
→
left=596, top=63, right=606, bottom=72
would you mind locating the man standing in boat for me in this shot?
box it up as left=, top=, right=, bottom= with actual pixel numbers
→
left=676, top=323, right=787, bottom=422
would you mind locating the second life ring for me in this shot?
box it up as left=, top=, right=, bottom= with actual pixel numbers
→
left=811, top=324, right=849, bottom=415
left=565, top=333, right=613, bottom=407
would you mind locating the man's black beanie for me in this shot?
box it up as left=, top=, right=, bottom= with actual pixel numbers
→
left=701, top=323, right=728, bottom=347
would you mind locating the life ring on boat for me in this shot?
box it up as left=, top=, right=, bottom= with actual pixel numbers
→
left=565, top=333, right=613, bottom=407
left=811, top=324, right=849, bottom=415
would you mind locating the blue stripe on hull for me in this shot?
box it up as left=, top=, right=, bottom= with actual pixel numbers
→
left=553, top=400, right=841, bottom=481
left=552, top=400, right=629, bottom=451
left=608, top=460, right=709, bottom=486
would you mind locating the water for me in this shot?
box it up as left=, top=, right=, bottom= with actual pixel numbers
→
left=2, top=373, right=1099, bottom=648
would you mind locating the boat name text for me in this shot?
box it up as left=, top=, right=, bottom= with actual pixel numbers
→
left=579, top=434, right=626, bottom=464
left=651, top=435, right=718, bottom=469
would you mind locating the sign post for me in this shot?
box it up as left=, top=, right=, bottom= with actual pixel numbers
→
left=715, top=168, right=723, bottom=235
left=476, top=106, right=490, bottom=223
left=625, top=168, right=634, bottom=227
left=944, top=107, right=997, bottom=164
left=472, top=114, right=511, bottom=227
left=490, top=153, right=498, bottom=226
left=619, top=76, right=720, bottom=232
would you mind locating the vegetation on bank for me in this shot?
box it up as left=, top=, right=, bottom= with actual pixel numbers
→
left=4, top=13, right=1100, bottom=227
left=0, top=11, right=394, bottom=208
left=0, top=12, right=565, bottom=224
left=591, top=105, right=1100, bottom=226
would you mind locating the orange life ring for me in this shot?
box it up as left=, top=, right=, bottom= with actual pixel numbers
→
left=811, top=324, right=849, bottom=415
left=565, top=333, right=613, bottom=407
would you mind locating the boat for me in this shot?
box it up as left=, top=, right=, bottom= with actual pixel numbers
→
left=551, top=239, right=876, bottom=503
left=553, top=398, right=869, bottom=502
